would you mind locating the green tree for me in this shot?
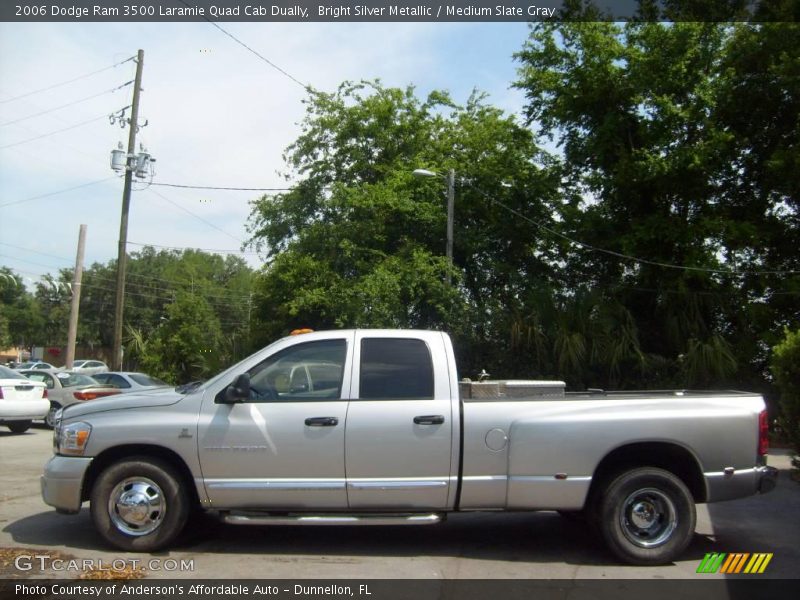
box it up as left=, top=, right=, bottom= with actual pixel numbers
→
left=137, top=291, right=225, bottom=384
left=514, top=21, right=799, bottom=388
left=246, top=81, right=559, bottom=377
left=0, top=267, right=45, bottom=350
left=771, top=329, right=800, bottom=457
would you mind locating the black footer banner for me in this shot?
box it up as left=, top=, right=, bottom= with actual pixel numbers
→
left=2, top=579, right=800, bottom=600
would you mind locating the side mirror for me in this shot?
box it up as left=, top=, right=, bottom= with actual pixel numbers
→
left=215, top=373, right=250, bottom=404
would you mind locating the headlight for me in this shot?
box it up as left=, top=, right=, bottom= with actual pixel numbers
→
left=56, top=421, right=92, bottom=456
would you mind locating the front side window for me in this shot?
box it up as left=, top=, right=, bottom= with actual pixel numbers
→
left=245, top=339, right=346, bottom=402
left=359, top=338, right=434, bottom=400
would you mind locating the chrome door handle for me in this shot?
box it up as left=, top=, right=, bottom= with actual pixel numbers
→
left=413, top=415, right=444, bottom=425
left=304, top=417, right=339, bottom=427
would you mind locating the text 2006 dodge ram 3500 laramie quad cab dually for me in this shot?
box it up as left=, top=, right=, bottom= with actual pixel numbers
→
left=42, top=329, right=777, bottom=564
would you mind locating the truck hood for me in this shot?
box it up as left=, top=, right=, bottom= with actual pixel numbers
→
left=62, top=386, right=184, bottom=419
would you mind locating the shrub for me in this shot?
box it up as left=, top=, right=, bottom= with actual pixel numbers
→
left=771, top=328, right=800, bottom=457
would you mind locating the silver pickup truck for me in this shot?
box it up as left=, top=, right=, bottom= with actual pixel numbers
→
left=41, top=329, right=777, bottom=565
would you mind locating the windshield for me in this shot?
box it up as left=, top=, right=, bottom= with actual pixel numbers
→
left=0, top=365, right=27, bottom=380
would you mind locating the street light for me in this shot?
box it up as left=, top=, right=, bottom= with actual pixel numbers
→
left=413, top=168, right=455, bottom=284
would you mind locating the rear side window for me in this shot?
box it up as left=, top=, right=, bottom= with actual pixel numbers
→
left=359, top=338, right=434, bottom=400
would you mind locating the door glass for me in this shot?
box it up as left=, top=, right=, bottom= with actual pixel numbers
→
left=359, top=338, right=434, bottom=399
left=246, top=339, right=346, bottom=402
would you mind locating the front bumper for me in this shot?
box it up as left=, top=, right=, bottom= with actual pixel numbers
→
left=40, top=455, right=93, bottom=514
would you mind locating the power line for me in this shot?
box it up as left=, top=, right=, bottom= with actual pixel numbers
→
left=0, top=110, right=128, bottom=150
left=0, top=56, right=135, bottom=105
left=144, top=188, right=244, bottom=244
left=127, top=241, right=260, bottom=255
left=0, top=253, right=70, bottom=271
left=465, top=181, right=800, bottom=277
left=179, top=0, right=311, bottom=92
left=0, top=242, right=70, bottom=262
left=151, top=182, right=296, bottom=192
left=0, top=177, right=117, bottom=209
left=0, top=245, right=253, bottom=301
left=0, top=81, right=133, bottom=127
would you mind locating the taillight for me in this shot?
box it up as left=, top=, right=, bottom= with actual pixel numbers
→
left=43, top=388, right=48, bottom=399
left=73, top=390, right=120, bottom=401
left=0, top=387, right=3, bottom=399
left=758, top=409, right=769, bottom=456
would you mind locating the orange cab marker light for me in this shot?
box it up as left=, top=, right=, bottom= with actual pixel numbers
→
left=290, top=328, right=315, bottom=335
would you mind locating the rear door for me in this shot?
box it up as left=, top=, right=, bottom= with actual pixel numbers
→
left=344, top=331, right=454, bottom=509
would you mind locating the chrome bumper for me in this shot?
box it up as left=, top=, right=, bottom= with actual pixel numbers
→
left=40, top=455, right=92, bottom=514
left=705, top=465, right=779, bottom=502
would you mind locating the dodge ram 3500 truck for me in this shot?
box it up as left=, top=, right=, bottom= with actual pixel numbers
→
left=41, top=329, right=777, bottom=565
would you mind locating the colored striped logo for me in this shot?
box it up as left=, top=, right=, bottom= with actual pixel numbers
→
left=697, top=553, right=773, bottom=574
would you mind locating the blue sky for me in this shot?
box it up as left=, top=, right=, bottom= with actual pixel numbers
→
left=0, top=21, right=531, bottom=285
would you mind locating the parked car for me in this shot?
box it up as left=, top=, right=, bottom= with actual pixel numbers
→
left=0, top=365, right=48, bottom=434
left=92, top=372, right=169, bottom=394
left=69, top=360, right=109, bottom=376
left=13, top=361, right=56, bottom=371
left=21, top=369, right=120, bottom=427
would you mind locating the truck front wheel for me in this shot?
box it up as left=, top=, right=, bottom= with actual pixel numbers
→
left=596, top=467, right=695, bottom=565
left=90, top=457, right=189, bottom=552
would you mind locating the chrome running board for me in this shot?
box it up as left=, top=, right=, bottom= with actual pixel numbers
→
left=221, top=512, right=444, bottom=526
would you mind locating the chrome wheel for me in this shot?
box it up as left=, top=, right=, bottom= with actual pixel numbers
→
left=619, top=487, right=677, bottom=548
left=108, top=476, right=166, bottom=536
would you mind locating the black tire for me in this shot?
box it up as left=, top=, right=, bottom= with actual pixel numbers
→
left=90, top=457, right=189, bottom=552
left=45, top=403, right=61, bottom=429
left=7, top=420, right=31, bottom=434
left=595, top=467, right=696, bottom=565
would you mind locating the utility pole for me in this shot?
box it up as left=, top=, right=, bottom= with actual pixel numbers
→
left=446, top=168, right=455, bottom=285
left=65, top=224, right=87, bottom=369
left=111, top=48, right=144, bottom=371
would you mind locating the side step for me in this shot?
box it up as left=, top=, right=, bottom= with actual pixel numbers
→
left=221, top=512, right=444, bottom=526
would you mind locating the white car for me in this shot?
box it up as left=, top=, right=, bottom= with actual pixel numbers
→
left=13, top=361, right=55, bottom=371
left=0, top=365, right=48, bottom=434
left=69, top=360, right=109, bottom=376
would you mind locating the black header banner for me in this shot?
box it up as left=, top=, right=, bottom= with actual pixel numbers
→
left=2, top=0, right=798, bottom=22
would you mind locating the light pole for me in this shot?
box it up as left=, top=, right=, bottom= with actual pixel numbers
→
left=413, top=168, right=455, bottom=284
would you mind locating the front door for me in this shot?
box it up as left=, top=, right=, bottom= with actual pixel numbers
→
left=198, top=335, right=353, bottom=509
left=345, top=332, right=454, bottom=509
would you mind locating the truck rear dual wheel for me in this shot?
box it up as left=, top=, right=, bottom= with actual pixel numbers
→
left=90, top=457, right=189, bottom=552
left=597, top=467, right=696, bottom=565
